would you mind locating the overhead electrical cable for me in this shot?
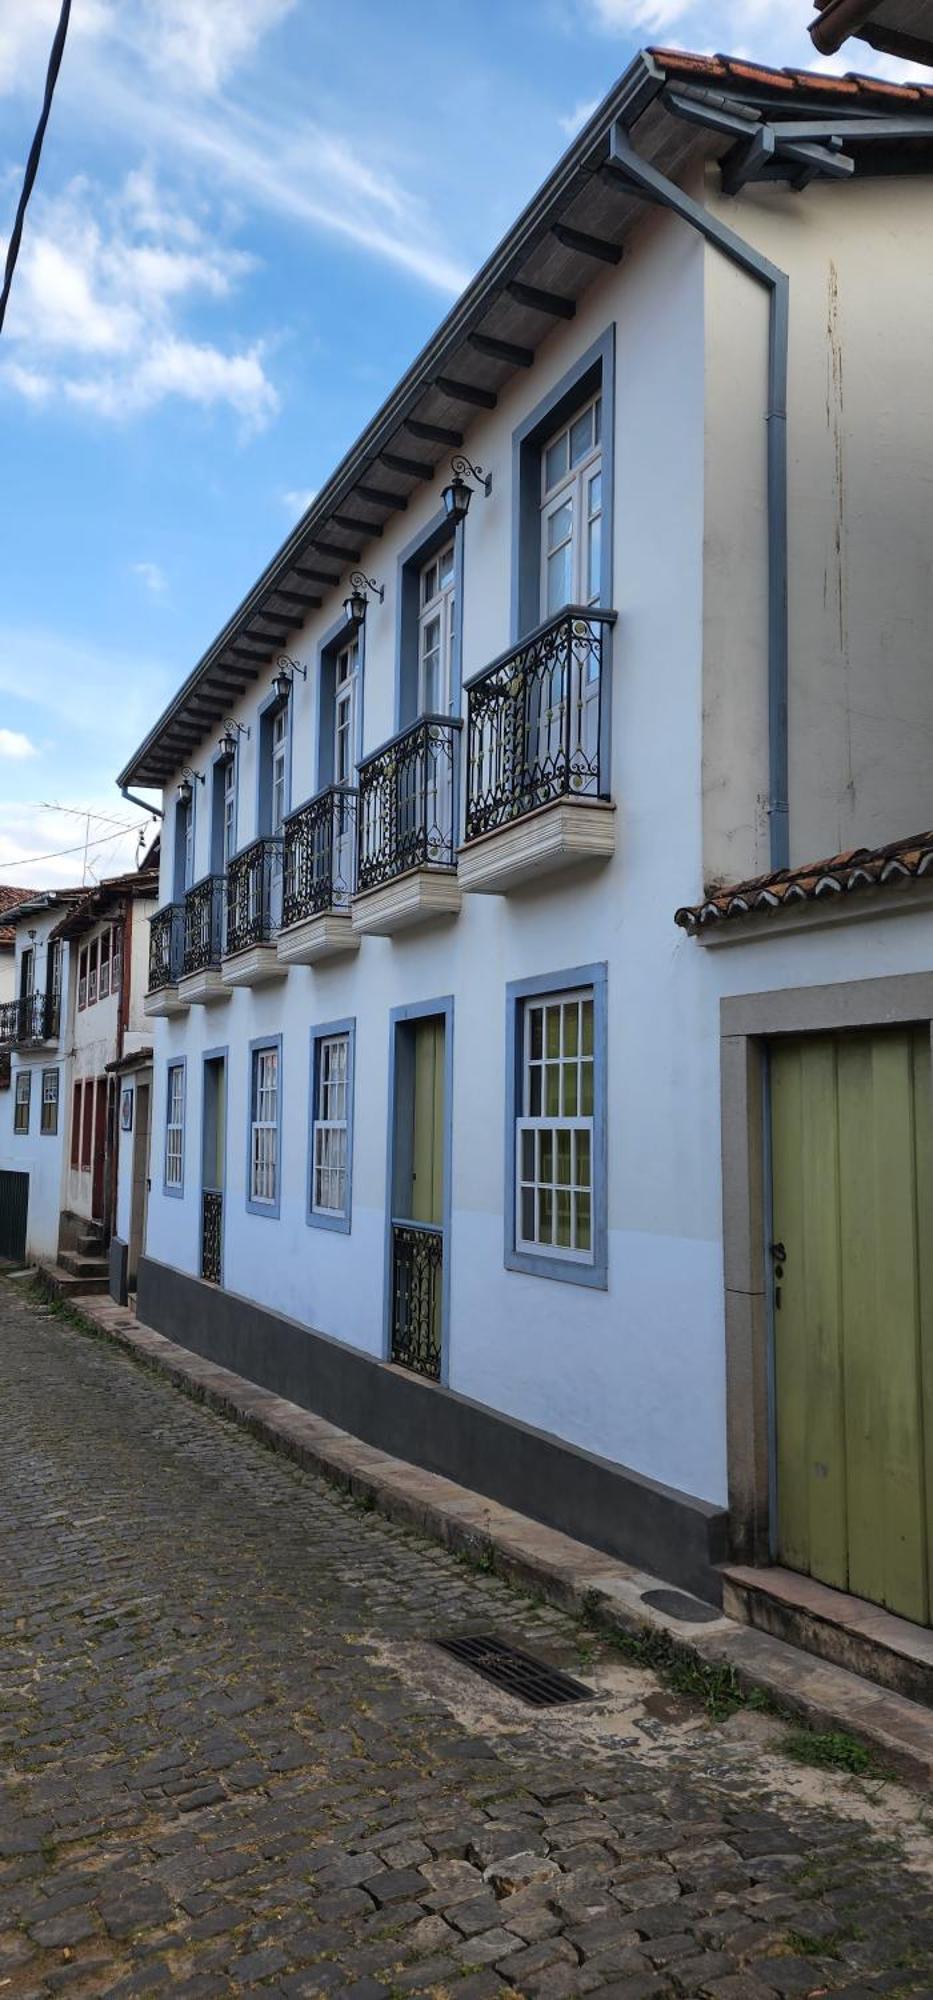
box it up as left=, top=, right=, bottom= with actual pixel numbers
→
left=0, top=0, right=72, bottom=335
left=0, top=820, right=146, bottom=871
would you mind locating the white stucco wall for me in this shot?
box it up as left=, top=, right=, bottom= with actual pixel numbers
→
left=0, top=914, right=68, bottom=1261
left=702, top=171, right=933, bottom=885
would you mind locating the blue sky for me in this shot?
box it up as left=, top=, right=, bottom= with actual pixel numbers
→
left=0, top=0, right=920, bottom=887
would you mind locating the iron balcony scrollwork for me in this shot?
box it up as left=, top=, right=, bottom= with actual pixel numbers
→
left=390, top=1221, right=443, bottom=1381
left=184, top=874, right=225, bottom=974
left=225, top=835, right=283, bottom=954
left=148, top=903, right=185, bottom=992
left=201, top=1189, right=223, bottom=1284
left=0, top=991, right=60, bottom=1045
left=357, top=715, right=461, bottom=893
left=464, top=606, right=615, bottom=843
left=282, top=786, right=358, bottom=928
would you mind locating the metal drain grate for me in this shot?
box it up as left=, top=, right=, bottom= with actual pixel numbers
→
left=436, top=1632, right=594, bottom=1708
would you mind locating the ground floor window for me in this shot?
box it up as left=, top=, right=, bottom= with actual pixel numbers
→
left=309, top=1023, right=354, bottom=1231
left=40, top=1068, right=59, bottom=1135
left=505, top=964, right=607, bottom=1289
left=248, top=1040, right=280, bottom=1213
left=13, top=1070, right=30, bottom=1135
left=165, top=1062, right=185, bottom=1193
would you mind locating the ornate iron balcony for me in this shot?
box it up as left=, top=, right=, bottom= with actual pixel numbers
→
left=464, top=607, right=615, bottom=843
left=390, top=1221, right=442, bottom=1381
left=283, top=786, right=357, bottom=928
left=184, top=874, right=225, bottom=974
left=148, top=902, right=185, bottom=993
left=225, top=835, right=283, bottom=954
left=0, top=991, right=60, bottom=1046
left=357, top=715, right=461, bottom=894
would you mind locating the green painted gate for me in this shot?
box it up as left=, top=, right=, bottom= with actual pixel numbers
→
left=0, top=1170, right=28, bottom=1263
left=770, top=1028, right=933, bottom=1626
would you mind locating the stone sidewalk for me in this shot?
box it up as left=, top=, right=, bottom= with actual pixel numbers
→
left=1, top=1276, right=931, bottom=1997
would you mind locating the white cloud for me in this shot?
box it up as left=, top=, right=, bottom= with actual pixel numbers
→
left=282, top=487, right=317, bottom=516
left=0, top=729, right=37, bottom=760
left=125, top=0, right=297, bottom=94
left=131, top=561, right=167, bottom=595
left=0, top=170, right=278, bottom=429
left=0, top=0, right=112, bottom=95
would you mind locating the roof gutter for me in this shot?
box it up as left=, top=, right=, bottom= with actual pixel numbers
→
left=809, top=0, right=875, bottom=54
left=607, top=119, right=790, bottom=870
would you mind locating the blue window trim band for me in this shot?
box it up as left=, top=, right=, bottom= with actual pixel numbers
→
left=245, top=1033, right=283, bottom=1218
left=307, top=1017, right=356, bottom=1235
left=504, top=961, right=608, bottom=1290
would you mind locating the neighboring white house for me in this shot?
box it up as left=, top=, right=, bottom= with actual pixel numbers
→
left=118, top=49, right=933, bottom=1620
left=0, top=860, right=158, bottom=1277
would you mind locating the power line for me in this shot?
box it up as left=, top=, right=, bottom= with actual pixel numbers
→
left=0, top=0, right=72, bottom=335
left=0, top=820, right=146, bottom=872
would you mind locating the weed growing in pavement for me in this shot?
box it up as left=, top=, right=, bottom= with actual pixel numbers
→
left=780, top=1727, right=888, bottom=1778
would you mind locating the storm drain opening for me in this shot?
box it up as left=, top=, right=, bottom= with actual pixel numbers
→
left=436, top=1632, right=595, bottom=1708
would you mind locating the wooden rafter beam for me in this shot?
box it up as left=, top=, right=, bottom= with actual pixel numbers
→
left=355, top=482, right=408, bottom=511
left=380, top=448, right=434, bottom=481
left=552, top=221, right=623, bottom=265
left=507, top=279, right=575, bottom=319
left=405, top=417, right=463, bottom=447
left=435, top=376, right=497, bottom=410
left=469, top=331, right=534, bottom=368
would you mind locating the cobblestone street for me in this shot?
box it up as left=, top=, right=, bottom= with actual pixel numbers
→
left=0, top=1280, right=931, bottom=1999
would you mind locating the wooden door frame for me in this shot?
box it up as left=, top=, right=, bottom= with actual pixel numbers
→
left=719, top=971, right=933, bottom=1566
left=384, top=995, right=454, bottom=1381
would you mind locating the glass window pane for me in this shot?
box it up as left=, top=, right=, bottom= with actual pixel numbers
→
left=587, top=516, right=602, bottom=604
left=529, top=1067, right=542, bottom=1116
left=564, top=1006, right=578, bottom=1058
left=580, top=1062, right=593, bottom=1118
left=544, top=432, right=568, bottom=489
left=555, top=1188, right=572, bottom=1246
left=539, top=1128, right=553, bottom=1182
left=546, top=547, right=571, bottom=618
left=547, top=499, right=573, bottom=552
left=576, top=1126, right=591, bottom=1188
left=545, top=1064, right=561, bottom=1116
left=556, top=1129, right=572, bottom=1186
left=594, top=395, right=602, bottom=443
left=521, top=1187, right=535, bottom=1241
left=545, top=1006, right=561, bottom=1058
left=576, top=1192, right=592, bottom=1252
left=581, top=999, right=594, bottom=1055
left=521, top=1128, right=535, bottom=1179
left=570, top=407, right=593, bottom=466
left=564, top=1065, right=578, bottom=1116
left=538, top=1186, right=553, bottom=1241
left=439, top=544, right=455, bottom=588
left=529, top=1006, right=543, bottom=1060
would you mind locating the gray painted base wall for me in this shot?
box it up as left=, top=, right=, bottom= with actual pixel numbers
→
left=137, top=1255, right=728, bottom=1602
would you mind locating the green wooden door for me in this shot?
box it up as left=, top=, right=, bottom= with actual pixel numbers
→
left=771, top=1028, right=933, bottom=1625
left=411, top=1017, right=444, bottom=1226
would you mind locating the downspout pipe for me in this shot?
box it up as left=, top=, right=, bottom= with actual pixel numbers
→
left=121, top=785, right=163, bottom=821
left=608, top=123, right=790, bottom=870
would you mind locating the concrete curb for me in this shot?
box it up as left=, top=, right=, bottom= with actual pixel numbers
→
left=15, top=1271, right=933, bottom=1791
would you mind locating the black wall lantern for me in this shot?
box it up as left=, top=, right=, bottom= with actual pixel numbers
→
left=176, top=766, right=204, bottom=807
left=343, top=571, right=384, bottom=629
left=272, top=652, right=308, bottom=703
left=442, top=455, right=492, bottom=525
left=219, top=718, right=249, bottom=759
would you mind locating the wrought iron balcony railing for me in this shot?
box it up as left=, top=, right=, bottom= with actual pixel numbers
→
left=357, top=715, right=461, bottom=894
left=225, top=835, right=283, bottom=954
left=390, top=1221, right=442, bottom=1381
left=283, top=785, right=357, bottom=928
left=0, top=991, right=60, bottom=1046
left=184, top=874, right=225, bottom=974
left=148, top=902, right=185, bottom=993
left=464, top=607, right=615, bottom=843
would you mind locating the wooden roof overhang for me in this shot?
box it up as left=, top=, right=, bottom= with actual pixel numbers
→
left=811, top=0, right=933, bottom=62
left=119, top=48, right=933, bottom=791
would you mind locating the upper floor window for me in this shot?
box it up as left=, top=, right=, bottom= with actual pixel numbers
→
left=112, top=926, right=122, bottom=993
left=223, top=757, right=237, bottom=868
left=99, top=929, right=111, bottom=1001
left=419, top=543, right=456, bottom=716
left=87, top=936, right=98, bottom=1006
left=48, top=939, right=62, bottom=1004
left=541, top=393, right=602, bottom=619
left=78, top=945, right=88, bottom=1011
left=271, top=708, right=288, bottom=835
left=184, top=798, right=195, bottom=889
left=334, top=636, right=359, bottom=788
left=19, top=946, right=34, bottom=1001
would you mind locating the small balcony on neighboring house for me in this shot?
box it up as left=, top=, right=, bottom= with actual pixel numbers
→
left=0, top=991, right=60, bottom=1047
left=277, top=786, right=360, bottom=967
left=460, top=608, right=617, bottom=893
left=179, top=874, right=229, bottom=1006
left=221, top=835, right=286, bottom=987
left=352, top=716, right=462, bottom=936
left=145, top=903, right=187, bottom=1017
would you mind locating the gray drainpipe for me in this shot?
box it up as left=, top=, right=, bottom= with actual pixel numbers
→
left=608, top=123, right=790, bottom=870
left=121, top=785, right=164, bottom=821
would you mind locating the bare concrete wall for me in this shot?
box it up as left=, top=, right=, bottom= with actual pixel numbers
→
left=702, top=170, right=933, bottom=883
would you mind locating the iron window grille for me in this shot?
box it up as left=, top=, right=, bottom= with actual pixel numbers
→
left=225, top=836, right=283, bottom=955
left=357, top=715, right=461, bottom=893
left=282, top=786, right=357, bottom=928
left=390, top=1220, right=442, bottom=1380
left=201, top=1189, right=223, bottom=1283
left=148, top=903, right=184, bottom=992
left=464, top=607, right=614, bottom=843
left=184, top=874, right=225, bottom=973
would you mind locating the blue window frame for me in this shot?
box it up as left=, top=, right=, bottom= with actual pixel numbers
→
left=511, top=326, right=615, bottom=643
left=307, top=1018, right=356, bottom=1234
left=163, top=1058, right=186, bottom=1197
left=316, top=611, right=365, bottom=792
left=395, top=507, right=465, bottom=729
left=504, top=963, right=608, bottom=1289
left=246, top=1035, right=282, bottom=1218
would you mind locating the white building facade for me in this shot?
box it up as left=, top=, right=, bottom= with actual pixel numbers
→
left=120, top=50, right=933, bottom=1613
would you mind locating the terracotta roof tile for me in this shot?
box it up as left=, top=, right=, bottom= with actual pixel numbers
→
left=649, top=46, right=933, bottom=106
left=675, top=829, right=933, bottom=934
left=0, top=885, right=30, bottom=947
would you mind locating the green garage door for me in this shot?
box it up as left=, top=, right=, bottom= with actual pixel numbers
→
left=770, top=1028, right=933, bottom=1626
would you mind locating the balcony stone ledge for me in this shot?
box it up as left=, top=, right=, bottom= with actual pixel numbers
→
left=144, top=986, right=190, bottom=1019
left=178, top=967, right=231, bottom=1007
left=459, top=796, right=616, bottom=894
left=351, top=867, right=461, bottom=937
left=220, top=944, right=287, bottom=989
left=276, top=911, right=360, bottom=966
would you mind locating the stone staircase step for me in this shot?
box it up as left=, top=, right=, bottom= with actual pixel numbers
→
left=722, top=1562, right=933, bottom=1710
